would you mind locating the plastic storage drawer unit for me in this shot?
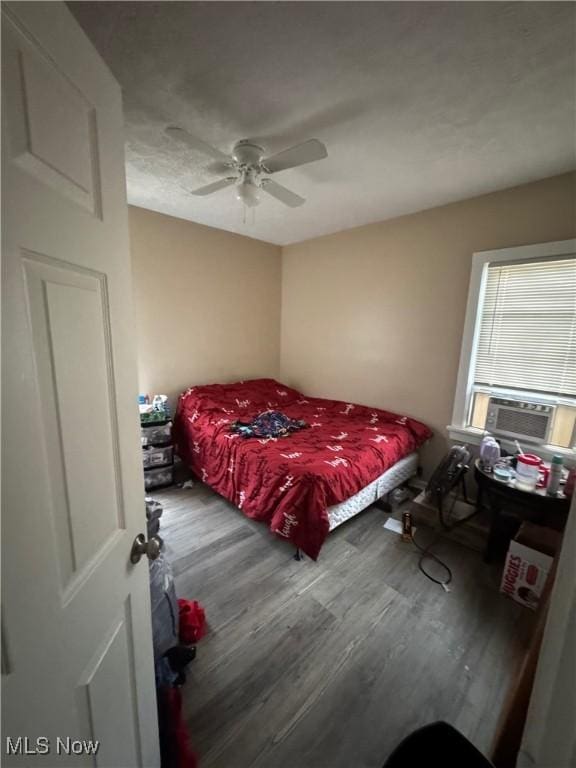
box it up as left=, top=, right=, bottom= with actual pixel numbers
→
left=141, top=422, right=172, bottom=447
left=143, top=445, right=174, bottom=470
left=144, top=466, right=174, bottom=491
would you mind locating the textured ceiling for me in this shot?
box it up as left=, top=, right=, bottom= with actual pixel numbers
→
left=69, top=1, right=575, bottom=246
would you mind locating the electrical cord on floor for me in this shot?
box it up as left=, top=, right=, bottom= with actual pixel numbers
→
left=411, top=481, right=480, bottom=591
left=412, top=527, right=453, bottom=590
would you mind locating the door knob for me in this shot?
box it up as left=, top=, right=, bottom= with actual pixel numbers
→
left=130, top=533, right=163, bottom=564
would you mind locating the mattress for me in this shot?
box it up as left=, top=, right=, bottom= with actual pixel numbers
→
left=328, top=452, right=419, bottom=530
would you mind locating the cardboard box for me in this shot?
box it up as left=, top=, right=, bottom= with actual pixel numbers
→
left=500, top=522, right=561, bottom=610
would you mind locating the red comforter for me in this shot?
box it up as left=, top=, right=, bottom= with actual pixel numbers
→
left=173, top=379, right=431, bottom=559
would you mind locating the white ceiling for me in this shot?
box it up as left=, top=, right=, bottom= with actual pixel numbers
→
left=70, top=2, right=575, bottom=246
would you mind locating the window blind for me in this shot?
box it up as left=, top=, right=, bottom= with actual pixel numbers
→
left=473, top=257, right=576, bottom=398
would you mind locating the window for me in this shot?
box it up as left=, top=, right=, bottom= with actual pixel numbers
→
left=451, top=240, right=576, bottom=455
left=474, top=259, right=576, bottom=397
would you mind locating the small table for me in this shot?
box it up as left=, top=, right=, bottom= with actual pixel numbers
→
left=474, top=459, right=570, bottom=562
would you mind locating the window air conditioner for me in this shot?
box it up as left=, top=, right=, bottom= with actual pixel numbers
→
left=485, top=397, right=554, bottom=444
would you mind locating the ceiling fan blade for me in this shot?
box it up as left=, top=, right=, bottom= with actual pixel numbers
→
left=261, top=179, right=305, bottom=208
left=262, top=139, right=327, bottom=174
left=188, top=177, right=236, bottom=196
left=166, top=126, right=231, bottom=162
left=206, top=160, right=236, bottom=175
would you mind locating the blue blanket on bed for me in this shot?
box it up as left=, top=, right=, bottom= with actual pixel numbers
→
left=230, top=410, right=307, bottom=439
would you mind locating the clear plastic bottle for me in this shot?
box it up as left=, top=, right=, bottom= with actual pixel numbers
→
left=547, top=455, right=563, bottom=497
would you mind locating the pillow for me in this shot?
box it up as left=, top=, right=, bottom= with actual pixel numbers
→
left=180, top=379, right=302, bottom=414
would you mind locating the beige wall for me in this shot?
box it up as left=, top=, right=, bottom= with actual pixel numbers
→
left=281, top=173, right=576, bottom=476
left=129, top=206, right=281, bottom=405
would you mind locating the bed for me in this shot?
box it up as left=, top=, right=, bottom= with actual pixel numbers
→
left=173, top=379, right=432, bottom=559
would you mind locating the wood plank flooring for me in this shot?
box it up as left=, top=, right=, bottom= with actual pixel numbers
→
left=154, top=483, right=533, bottom=768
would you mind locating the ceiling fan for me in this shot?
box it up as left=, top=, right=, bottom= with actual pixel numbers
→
left=165, top=126, right=328, bottom=208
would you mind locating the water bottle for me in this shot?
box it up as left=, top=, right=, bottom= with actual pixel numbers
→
left=547, top=455, right=563, bottom=497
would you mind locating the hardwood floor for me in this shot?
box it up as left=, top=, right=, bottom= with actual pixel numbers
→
left=154, top=483, right=533, bottom=768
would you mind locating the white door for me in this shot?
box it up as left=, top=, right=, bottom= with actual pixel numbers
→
left=1, top=3, right=159, bottom=766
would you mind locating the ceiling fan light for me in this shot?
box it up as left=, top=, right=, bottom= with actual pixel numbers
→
left=236, top=180, right=260, bottom=207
